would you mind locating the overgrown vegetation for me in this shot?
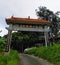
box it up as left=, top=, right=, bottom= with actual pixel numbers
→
left=0, top=36, right=20, bottom=65
left=0, top=50, right=19, bottom=65
left=24, top=44, right=60, bottom=65
left=0, top=37, right=6, bottom=52
left=10, top=31, right=43, bottom=52
left=57, top=34, right=60, bottom=37
left=36, top=6, right=60, bottom=43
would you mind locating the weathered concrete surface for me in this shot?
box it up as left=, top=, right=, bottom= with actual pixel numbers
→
left=19, top=54, right=54, bottom=65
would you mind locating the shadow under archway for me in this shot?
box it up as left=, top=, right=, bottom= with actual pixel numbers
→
left=11, top=31, right=45, bottom=53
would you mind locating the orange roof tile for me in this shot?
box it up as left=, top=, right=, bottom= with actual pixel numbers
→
left=6, top=16, right=51, bottom=25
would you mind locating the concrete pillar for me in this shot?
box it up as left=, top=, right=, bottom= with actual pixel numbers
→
left=44, top=32, right=48, bottom=47
left=5, top=30, right=12, bottom=52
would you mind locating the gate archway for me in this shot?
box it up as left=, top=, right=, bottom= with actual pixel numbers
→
left=5, top=16, right=51, bottom=52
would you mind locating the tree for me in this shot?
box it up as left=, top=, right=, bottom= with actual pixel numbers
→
left=35, top=6, right=53, bottom=20
left=0, top=37, right=6, bottom=52
left=36, top=6, right=60, bottom=39
left=11, top=31, right=39, bottom=52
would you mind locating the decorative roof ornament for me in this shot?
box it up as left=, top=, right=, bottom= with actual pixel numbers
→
left=28, top=16, right=30, bottom=19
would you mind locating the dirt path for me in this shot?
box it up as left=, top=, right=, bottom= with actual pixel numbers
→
left=19, top=54, right=54, bottom=65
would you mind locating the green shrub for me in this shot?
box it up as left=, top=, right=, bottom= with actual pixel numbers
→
left=25, top=44, right=60, bottom=65
left=24, top=47, right=37, bottom=54
left=7, top=60, right=18, bottom=65
left=0, top=50, right=19, bottom=65
left=0, top=38, right=6, bottom=52
left=8, top=50, right=19, bottom=61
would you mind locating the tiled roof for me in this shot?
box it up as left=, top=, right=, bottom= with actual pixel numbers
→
left=6, top=16, right=51, bottom=25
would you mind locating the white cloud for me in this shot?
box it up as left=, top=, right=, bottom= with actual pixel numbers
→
left=0, top=28, right=8, bottom=37
left=0, top=0, right=60, bottom=17
left=0, top=23, right=8, bottom=37
left=0, top=0, right=60, bottom=36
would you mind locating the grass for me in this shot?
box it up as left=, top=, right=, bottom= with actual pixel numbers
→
left=24, top=44, right=60, bottom=65
left=0, top=50, right=20, bottom=65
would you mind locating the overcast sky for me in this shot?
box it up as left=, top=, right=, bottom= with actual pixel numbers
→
left=0, top=0, right=60, bottom=36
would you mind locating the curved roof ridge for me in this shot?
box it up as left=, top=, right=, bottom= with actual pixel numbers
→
left=6, top=16, right=51, bottom=25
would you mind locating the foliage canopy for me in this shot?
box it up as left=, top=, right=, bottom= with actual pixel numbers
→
left=36, top=6, right=60, bottom=36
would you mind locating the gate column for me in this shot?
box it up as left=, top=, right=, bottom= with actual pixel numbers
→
left=44, top=26, right=49, bottom=47
left=5, top=30, right=12, bottom=52
left=44, top=32, right=48, bottom=47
